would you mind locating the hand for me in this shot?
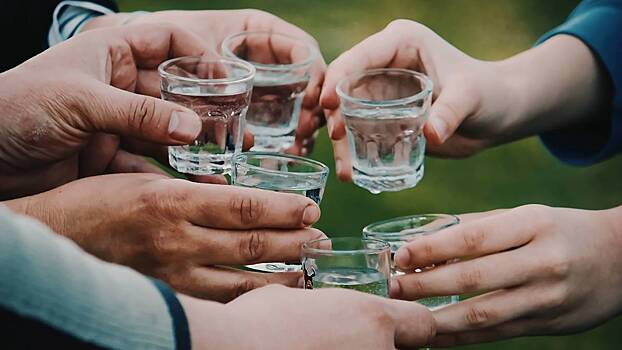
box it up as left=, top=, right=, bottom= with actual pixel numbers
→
left=320, top=19, right=609, bottom=180
left=5, top=173, right=325, bottom=302
left=84, top=9, right=327, bottom=156
left=181, top=284, right=436, bottom=350
left=0, top=23, right=207, bottom=199
left=391, top=204, right=622, bottom=346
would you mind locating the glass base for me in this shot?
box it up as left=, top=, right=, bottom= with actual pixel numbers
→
left=245, top=262, right=301, bottom=273
left=251, top=135, right=295, bottom=152
left=352, top=164, right=424, bottom=194
left=168, top=146, right=232, bottom=175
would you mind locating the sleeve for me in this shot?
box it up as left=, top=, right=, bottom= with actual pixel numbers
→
left=48, top=1, right=117, bottom=46
left=0, top=206, right=190, bottom=350
left=536, top=0, right=622, bottom=166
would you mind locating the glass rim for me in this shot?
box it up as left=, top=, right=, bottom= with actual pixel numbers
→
left=221, top=31, right=317, bottom=71
left=158, top=56, right=256, bottom=85
left=336, top=68, right=433, bottom=108
left=362, top=214, right=460, bottom=240
left=302, top=237, right=391, bottom=256
left=232, top=151, right=329, bottom=176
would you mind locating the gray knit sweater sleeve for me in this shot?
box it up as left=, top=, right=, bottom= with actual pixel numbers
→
left=0, top=206, right=178, bottom=349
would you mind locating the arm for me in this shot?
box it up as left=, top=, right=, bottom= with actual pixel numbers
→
left=0, top=206, right=437, bottom=350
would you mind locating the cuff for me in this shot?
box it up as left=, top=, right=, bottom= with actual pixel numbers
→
left=536, top=3, right=622, bottom=165
left=150, top=279, right=191, bottom=350
left=48, top=1, right=116, bottom=46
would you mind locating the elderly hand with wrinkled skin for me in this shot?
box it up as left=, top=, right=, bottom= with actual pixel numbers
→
left=5, top=173, right=325, bottom=302
left=83, top=9, right=327, bottom=157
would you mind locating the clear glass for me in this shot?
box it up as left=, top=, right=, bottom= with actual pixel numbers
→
left=302, top=237, right=391, bottom=297
left=231, top=152, right=329, bottom=273
left=363, top=214, right=460, bottom=309
left=337, top=68, right=433, bottom=194
left=159, top=57, right=255, bottom=175
left=222, top=31, right=316, bottom=152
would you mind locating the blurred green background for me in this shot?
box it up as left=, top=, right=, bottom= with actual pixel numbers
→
left=121, top=0, right=622, bottom=348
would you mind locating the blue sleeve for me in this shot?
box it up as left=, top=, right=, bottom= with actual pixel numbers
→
left=536, top=0, right=622, bottom=166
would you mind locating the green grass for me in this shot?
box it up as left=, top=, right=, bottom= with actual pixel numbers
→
left=120, top=0, right=622, bottom=348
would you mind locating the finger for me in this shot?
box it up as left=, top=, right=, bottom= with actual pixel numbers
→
left=432, top=285, right=554, bottom=334
left=121, top=23, right=205, bottom=69
left=242, top=130, right=254, bottom=151
left=296, top=106, right=324, bottom=140
left=382, top=298, right=436, bottom=348
left=85, top=82, right=202, bottom=145
left=424, top=83, right=480, bottom=145
left=180, top=182, right=321, bottom=229
left=424, top=133, right=489, bottom=158
left=188, top=227, right=326, bottom=265
left=325, top=105, right=347, bottom=141
left=183, top=266, right=302, bottom=302
left=121, top=139, right=169, bottom=164
left=106, top=149, right=171, bottom=176
left=430, top=317, right=541, bottom=347
left=394, top=209, right=537, bottom=270
left=391, top=249, right=536, bottom=300
left=331, top=131, right=353, bottom=181
left=79, top=133, right=120, bottom=177
left=457, top=209, right=508, bottom=223
left=187, top=174, right=228, bottom=185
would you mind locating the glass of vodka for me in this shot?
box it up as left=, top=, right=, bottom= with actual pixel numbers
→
left=231, top=151, right=329, bottom=272
left=363, top=214, right=460, bottom=309
left=159, top=57, right=255, bottom=175
left=336, top=68, right=433, bottom=193
left=222, top=31, right=317, bottom=152
left=301, top=237, right=391, bottom=297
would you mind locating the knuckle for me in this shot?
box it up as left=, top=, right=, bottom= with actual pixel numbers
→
left=518, top=204, right=555, bottom=232
left=404, top=277, right=426, bottom=298
left=461, top=229, right=486, bottom=253
left=464, top=305, right=494, bottom=327
left=128, top=97, right=158, bottom=135
left=387, top=19, right=415, bottom=31
left=540, top=285, right=569, bottom=310
left=229, top=195, right=267, bottom=225
left=458, top=267, right=483, bottom=292
left=544, top=251, right=571, bottom=279
left=231, top=278, right=256, bottom=299
left=238, top=230, right=267, bottom=263
left=419, top=241, right=434, bottom=262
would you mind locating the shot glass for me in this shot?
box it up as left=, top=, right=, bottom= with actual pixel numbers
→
left=231, top=152, right=329, bottom=273
left=159, top=57, right=255, bottom=175
left=363, top=214, right=460, bottom=309
left=222, top=31, right=317, bottom=152
left=302, top=237, right=391, bottom=297
left=336, top=68, right=433, bottom=194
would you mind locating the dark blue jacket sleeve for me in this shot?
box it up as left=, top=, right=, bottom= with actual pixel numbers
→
left=537, top=0, right=622, bottom=165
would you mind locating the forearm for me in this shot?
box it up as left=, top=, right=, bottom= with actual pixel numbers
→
left=0, top=206, right=185, bottom=349
left=493, top=34, right=610, bottom=142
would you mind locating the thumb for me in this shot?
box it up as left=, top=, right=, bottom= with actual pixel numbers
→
left=424, top=84, right=475, bottom=145
left=87, top=83, right=202, bottom=145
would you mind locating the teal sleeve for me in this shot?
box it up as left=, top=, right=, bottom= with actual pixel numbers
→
left=537, top=0, right=622, bottom=165
left=0, top=206, right=185, bottom=349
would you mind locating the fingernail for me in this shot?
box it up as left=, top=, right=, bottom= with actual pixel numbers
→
left=335, top=158, right=342, bottom=175
left=394, top=247, right=411, bottom=269
left=430, top=117, right=447, bottom=143
left=169, top=110, right=202, bottom=142
left=302, top=204, right=321, bottom=226
left=390, top=278, right=401, bottom=298
left=301, top=147, right=309, bottom=156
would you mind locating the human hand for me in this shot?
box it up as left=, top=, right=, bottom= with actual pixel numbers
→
left=391, top=204, right=622, bottom=346
left=5, top=173, right=324, bottom=302
left=320, top=20, right=607, bottom=181
left=84, top=9, right=327, bottom=156
left=0, top=23, right=208, bottom=199
left=181, top=284, right=436, bottom=350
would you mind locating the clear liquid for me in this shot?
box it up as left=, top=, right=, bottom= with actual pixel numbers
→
left=162, top=87, right=250, bottom=175
left=247, top=73, right=308, bottom=151
left=312, top=267, right=389, bottom=297
left=344, top=108, right=427, bottom=194
left=234, top=175, right=323, bottom=204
